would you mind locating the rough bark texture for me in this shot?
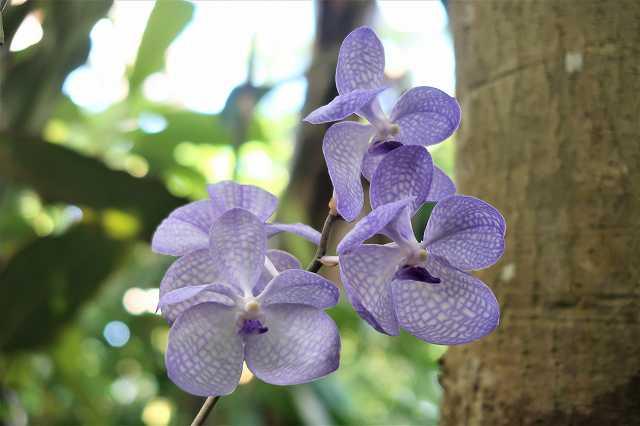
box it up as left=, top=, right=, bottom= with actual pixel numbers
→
left=281, top=0, right=374, bottom=229
left=440, top=1, right=640, bottom=425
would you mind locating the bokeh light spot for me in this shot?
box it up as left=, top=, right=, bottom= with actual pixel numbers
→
left=103, top=321, right=130, bottom=348
left=142, top=398, right=173, bottom=426
left=10, top=13, right=43, bottom=52
left=123, top=288, right=159, bottom=315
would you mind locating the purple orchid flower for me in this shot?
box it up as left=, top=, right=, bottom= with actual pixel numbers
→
left=151, top=180, right=321, bottom=256
left=336, top=146, right=504, bottom=344
left=160, top=208, right=340, bottom=396
left=303, top=26, right=461, bottom=221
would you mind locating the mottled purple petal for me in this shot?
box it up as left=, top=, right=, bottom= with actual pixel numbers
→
left=168, top=200, right=215, bottom=232
left=208, top=181, right=278, bottom=222
left=159, top=284, right=237, bottom=311
left=337, top=198, right=414, bottom=254
left=322, top=121, right=375, bottom=222
left=361, top=140, right=402, bottom=181
left=390, top=87, right=461, bottom=146
left=244, top=304, right=340, bottom=385
left=370, top=145, right=433, bottom=211
left=254, top=249, right=302, bottom=296
left=391, top=257, right=500, bottom=345
left=266, top=223, right=321, bottom=246
left=423, top=196, right=506, bottom=271
left=166, top=302, right=243, bottom=396
left=426, top=166, right=456, bottom=202
left=339, top=244, right=405, bottom=335
left=160, top=250, right=229, bottom=323
left=304, top=88, right=386, bottom=124
left=336, top=26, right=385, bottom=95
left=209, top=209, right=267, bottom=295
left=151, top=218, right=208, bottom=256
left=381, top=205, right=420, bottom=252
left=258, top=269, right=339, bottom=309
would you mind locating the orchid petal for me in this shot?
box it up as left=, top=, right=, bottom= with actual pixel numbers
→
left=426, top=166, right=456, bottom=202
left=370, top=145, right=434, bottom=211
left=266, top=223, right=321, bottom=246
left=391, top=257, right=500, bottom=345
left=423, top=196, right=506, bottom=271
left=337, top=198, right=413, bottom=254
left=159, top=250, right=231, bottom=323
left=166, top=303, right=243, bottom=396
left=244, top=304, right=340, bottom=385
left=322, top=121, right=374, bottom=221
left=390, top=87, right=461, bottom=146
left=209, top=209, right=267, bottom=295
left=151, top=218, right=208, bottom=256
left=208, top=181, right=278, bottom=222
left=336, top=26, right=385, bottom=95
left=254, top=249, right=302, bottom=296
left=159, top=284, right=237, bottom=311
left=258, top=269, right=339, bottom=309
left=339, top=244, right=405, bottom=335
left=361, top=140, right=402, bottom=181
left=304, top=88, right=386, bottom=124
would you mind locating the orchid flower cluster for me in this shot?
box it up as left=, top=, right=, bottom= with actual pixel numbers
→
left=152, top=27, right=505, bottom=399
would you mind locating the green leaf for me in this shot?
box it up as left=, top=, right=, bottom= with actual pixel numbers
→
left=0, top=223, right=129, bottom=352
left=128, top=0, right=194, bottom=92
left=0, top=132, right=186, bottom=240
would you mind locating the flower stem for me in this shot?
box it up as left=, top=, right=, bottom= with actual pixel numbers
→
left=191, top=396, right=220, bottom=426
left=307, top=199, right=340, bottom=273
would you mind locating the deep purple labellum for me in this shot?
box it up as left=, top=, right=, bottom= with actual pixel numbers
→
left=395, top=265, right=441, bottom=284
left=239, top=319, right=269, bottom=335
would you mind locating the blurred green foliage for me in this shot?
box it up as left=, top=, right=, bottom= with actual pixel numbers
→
left=0, top=1, right=454, bottom=425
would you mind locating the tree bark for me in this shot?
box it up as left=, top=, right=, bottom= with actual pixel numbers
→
left=440, top=1, right=640, bottom=425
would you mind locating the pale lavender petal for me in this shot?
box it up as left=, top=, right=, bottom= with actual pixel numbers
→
left=357, top=97, right=389, bottom=130
left=423, top=196, right=506, bottom=271
left=322, top=121, right=375, bottom=222
left=151, top=218, right=208, bottom=256
left=336, top=26, right=385, bottom=95
left=159, top=284, right=237, bottom=310
left=361, top=140, right=402, bottom=181
left=426, top=166, right=456, bottom=202
left=390, top=87, right=461, bottom=146
left=370, top=145, right=433, bottom=211
left=337, top=198, right=414, bottom=254
left=304, top=88, right=386, bottom=124
left=254, top=249, right=302, bottom=296
left=168, top=200, right=215, bottom=232
left=381, top=205, right=420, bottom=251
left=209, top=209, right=267, bottom=294
left=267, top=249, right=301, bottom=270
left=166, top=302, right=243, bottom=396
left=391, top=257, right=500, bottom=345
left=159, top=250, right=230, bottom=323
left=258, top=269, right=339, bottom=309
left=266, top=223, right=321, bottom=246
left=339, top=244, right=405, bottom=335
left=208, top=181, right=278, bottom=222
left=244, top=304, right=340, bottom=385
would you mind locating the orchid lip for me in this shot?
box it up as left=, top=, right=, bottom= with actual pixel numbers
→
left=238, top=319, right=269, bottom=335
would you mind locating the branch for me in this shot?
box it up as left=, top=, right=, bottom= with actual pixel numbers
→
left=306, top=209, right=339, bottom=273
left=191, top=396, right=220, bottom=426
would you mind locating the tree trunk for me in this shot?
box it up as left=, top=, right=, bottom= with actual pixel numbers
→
left=441, top=1, right=640, bottom=425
